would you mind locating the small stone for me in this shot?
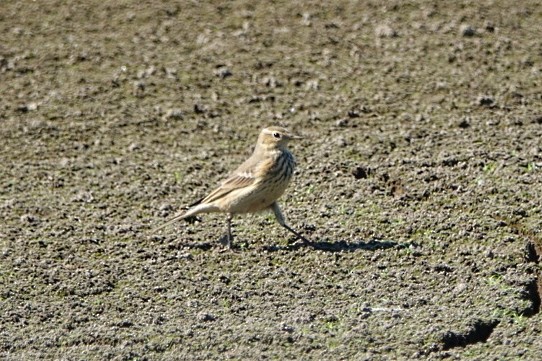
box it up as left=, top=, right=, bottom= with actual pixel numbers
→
left=20, top=214, right=38, bottom=224
left=128, top=143, right=141, bottom=152
left=453, top=283, right=467, bottom=294
left=117, top=320, right=133, bottom=328
left=16, top=103, right=38, bottom=112
left=281, top=323, right=295, bottom=333
left=133, top=81, right=145, bottom=97
left=164, top=108, right=184, bottom=120
left=164, top=67, right=177, bottom=79
left=197, top=312, right=216, bottom=322
left=460, top=24, right=476, bottom=37
left=214, top=66, right=232, bottom=79
left=262, top=75, right=279, bottom=88
left=484, top=21, right=495, bottom=33
left=458, top=118, right=470, bottom=128
left=478, top=95, right=494, bottom=106
left=513, top=208, right=528, bottom=218
left=72, top=191, right=94, bottom=203
left=375, top=24, right=398, bottom=38
left=335, top=136, right=348, bottom=147
left=301, top=12, right=311, bottom=26
left=305, top=79, right=319, bottom=91
left=159, top=203, right=174, bottom=212
left=336, top=118, right=348, bottom=127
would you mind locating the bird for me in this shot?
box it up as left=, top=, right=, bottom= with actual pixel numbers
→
left=152, top=126, right=313, bottom=248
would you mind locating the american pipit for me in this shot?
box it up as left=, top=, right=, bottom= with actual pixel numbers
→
left=153, top=126, right=312, bottom=248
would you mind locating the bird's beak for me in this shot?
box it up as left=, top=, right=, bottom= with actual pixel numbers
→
left=289, top=134, right=303, bottom=140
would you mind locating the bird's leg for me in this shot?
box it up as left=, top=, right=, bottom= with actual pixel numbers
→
left=271, top=202, right=312, bottom=245
left=225, top=213, right=233, bottom=249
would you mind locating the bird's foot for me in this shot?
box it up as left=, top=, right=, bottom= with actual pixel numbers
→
left=218, top=233, right=234, bottom=249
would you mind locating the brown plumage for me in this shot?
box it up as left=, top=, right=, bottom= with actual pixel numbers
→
left=152, top=126, right=311, bottom=248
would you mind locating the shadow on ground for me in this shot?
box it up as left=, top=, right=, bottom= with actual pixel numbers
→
left=263, top=238, right=408, bottom=252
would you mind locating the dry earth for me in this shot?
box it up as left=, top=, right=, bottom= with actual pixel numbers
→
left=1, top=1, right=541, bottom=360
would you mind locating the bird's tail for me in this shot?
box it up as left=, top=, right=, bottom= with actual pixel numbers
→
left=149, top=202, right=221, bottom=233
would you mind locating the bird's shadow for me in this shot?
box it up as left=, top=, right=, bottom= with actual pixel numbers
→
left=172, top=238, right=410, bottom=253
left=151, top=229, right=410, bottom=253
left=261, top=238, right=408, bottom=253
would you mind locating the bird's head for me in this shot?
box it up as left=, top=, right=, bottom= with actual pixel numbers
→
left=257, top=126, right=302, bottom=150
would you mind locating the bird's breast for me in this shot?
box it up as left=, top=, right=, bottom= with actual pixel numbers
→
left=227, top=151, right=295, bottom=213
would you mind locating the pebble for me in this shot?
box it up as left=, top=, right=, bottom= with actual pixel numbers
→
left=460, top=24, right=476, bottom=37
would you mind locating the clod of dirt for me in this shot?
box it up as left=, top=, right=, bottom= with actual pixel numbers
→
left=198, top=312, right=217, bottom=322
left=336, top=118, right=349, bottom=127
left=352, top=166, right=371, bottom=179
left=20, top=214, right=39, bottom=224
left=478, top=96, right=495, bottom=107
left=16, top=103, right=38, bottom=112
left=458, top=118, right=471, bottom=128
left=164, top=108, right=184, bottom=120
left=214, top=66, right=232, bottom=79
left=132, top=81, right=145, bottom=97
left=460, top=24, right=476, bottom=37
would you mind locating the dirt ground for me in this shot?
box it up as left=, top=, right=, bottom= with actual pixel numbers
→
left=1, top=0, right=541, bottom=359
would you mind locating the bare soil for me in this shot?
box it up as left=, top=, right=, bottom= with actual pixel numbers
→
left=1, top=1, right=541, bottom=359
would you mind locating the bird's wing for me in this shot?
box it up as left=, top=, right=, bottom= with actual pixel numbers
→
left=201, top=170, right=256, bottom=204
left=198, top=152, right=263, bottom=204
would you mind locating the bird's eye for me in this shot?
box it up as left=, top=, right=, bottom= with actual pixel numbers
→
left=273, top=132, right=281, bottom=139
